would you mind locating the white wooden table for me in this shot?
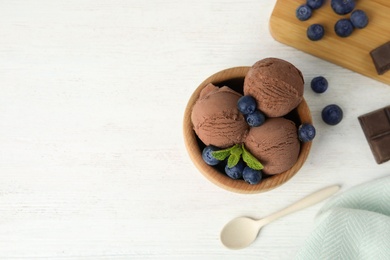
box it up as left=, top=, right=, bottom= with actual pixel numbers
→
left=1, top=1, right=390, bottom=259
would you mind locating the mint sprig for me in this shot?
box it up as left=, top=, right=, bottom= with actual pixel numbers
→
left=211, top=143, right=263, bottom=170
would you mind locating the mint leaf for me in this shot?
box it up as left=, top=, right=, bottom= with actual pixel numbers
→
left=227, top=144, right=242, bottom=168
left=227, top=154, right=240, bottom=168
left=211, top=149, right=231, bottom=161
left=242, top=144, right=264, bottom=170
left=230, top=144, right=243, bottom=157
left=211, top=145, right=234, bottom=161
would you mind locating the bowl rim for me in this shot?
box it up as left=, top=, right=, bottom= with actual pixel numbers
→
left=183, top=66, right=312, bottom=194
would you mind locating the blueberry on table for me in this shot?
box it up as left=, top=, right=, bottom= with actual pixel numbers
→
left=296, top=4, right=312, bottom=21
left=298, top=124, right=316, bottom=142
left=322, top=104, right=343, bottom=125
left=202, top=145, right=220, bottom=166
left=335, top=19, right=354, bottom=37
left=307, top=0, right=324, bottom=10
left=245, top=110, right=265, bottom=127
left=237, top=95, right=257, bottom=115
left=331, top=0, right=355, bottom=15
left=243, top=167, right=262, bottom=185
left=311, top=76, right=328, bottom=93
left=307, top=24, right=324, bottom=41
left=350, top=10, right=369, bottom=29
left=225, top=160, right=245, bottom=179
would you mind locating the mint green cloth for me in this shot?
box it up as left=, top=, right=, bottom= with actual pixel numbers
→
left=295, top=176, right=390, bottom=260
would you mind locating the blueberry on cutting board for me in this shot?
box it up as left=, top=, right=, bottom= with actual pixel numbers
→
left=307, top=0, right=324, bottom=10
left=296, top=4, right=312, bottom=21
left=307, top=24, right=325, bottom=41
left=335, top=19, right=354, bottom=37
left=350, top=10, right=369, bottom=29
left=331, top=0, right=355, bottom=15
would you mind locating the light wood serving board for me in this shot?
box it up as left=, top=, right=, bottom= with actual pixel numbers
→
left=269, top=0, right=390, bottom=85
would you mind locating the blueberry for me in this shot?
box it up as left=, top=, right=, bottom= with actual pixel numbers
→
left=225, top=160, right=245, bottom=179
left=298, top=124, right=316, bottom=142
left=243, top=167, right=262, bottom=185
left=350, top=10, right=369, bottom=29
left=311, top=76, right=328, bottom=93
left=322, top=104, right=343, bottom=125
left=331, top=0, right=355, bottom=15
left=296, top=4, right=312, bottom=21
left=202, top=145, right=220, bottom=166
left=335, top=19, right=354, bottom=37
left=246, top=110, right=265, bottom=127
left=307, top=0, right=324, bottom=10
left=237, top=95, right=257, bottom=115
left=307, top=24, right=325, bottom=41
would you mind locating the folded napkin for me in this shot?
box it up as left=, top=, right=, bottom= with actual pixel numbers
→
left=295, top=176, right=390, bottom=260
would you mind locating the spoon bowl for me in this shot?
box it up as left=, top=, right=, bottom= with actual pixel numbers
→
left=220, top=217, right=260, bottom=250
left=220, top=185, right=340, bottom=249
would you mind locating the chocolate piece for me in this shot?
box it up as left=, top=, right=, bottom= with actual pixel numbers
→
left=370, top=41, right=390, bottom=75
left=358, top=106, right=390, bottom=164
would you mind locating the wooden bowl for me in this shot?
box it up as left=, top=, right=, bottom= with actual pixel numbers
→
left=183, top=67, right=312, bottom=194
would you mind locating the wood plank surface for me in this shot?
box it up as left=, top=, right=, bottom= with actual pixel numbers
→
left=269, top=0, right=390, bottom=85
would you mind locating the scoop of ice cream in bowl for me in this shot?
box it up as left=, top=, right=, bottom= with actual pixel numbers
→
left=183, top=58, right=313, bottom=194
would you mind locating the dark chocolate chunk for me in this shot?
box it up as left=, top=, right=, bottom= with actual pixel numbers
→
left=370, top=41, right=390, bottom=75
left=358, top=105, right=390, bottom=164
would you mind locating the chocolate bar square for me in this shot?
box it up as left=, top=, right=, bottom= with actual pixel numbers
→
left=358, top=106, right=390, bottom=164
left=370, top=41, right=390, bottom=75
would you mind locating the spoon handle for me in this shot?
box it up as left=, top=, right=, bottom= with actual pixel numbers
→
left=259, top=185, right=340, bottom=225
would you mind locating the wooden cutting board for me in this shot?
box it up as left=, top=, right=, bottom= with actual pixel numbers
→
left=269, top=0, right=390, bottom=85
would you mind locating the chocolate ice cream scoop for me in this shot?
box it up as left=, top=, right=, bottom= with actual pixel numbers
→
left=244, top=118, right=300, bottom=175
left=243, top=58, right=304, bottom=117
left=191, top=83, right=249, bottom=148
